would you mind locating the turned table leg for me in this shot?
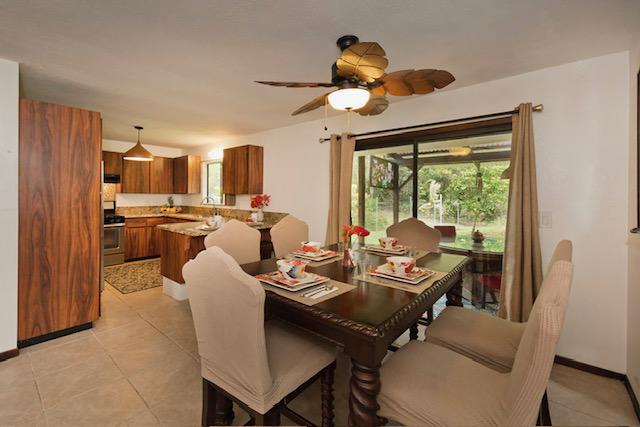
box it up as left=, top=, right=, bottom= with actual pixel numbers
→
left=349, top=361, right=382, bottom=427
left=409, top=323, right=419, bottom=340
left=445, top=279, right=464, bottom=307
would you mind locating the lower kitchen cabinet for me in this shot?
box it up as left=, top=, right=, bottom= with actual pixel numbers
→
left=124, top=221, right=150, bottom=260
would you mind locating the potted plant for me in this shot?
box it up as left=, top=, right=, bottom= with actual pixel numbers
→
left=341, top=224, right=370, bottom=268
left=250, top=194, right=270, bottom=222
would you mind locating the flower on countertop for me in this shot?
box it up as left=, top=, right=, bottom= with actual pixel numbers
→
left=250, top=194, right=271, bottom=209
left=341, top=224, right=370, bottom=242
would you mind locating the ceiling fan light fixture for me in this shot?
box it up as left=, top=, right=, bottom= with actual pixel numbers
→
left=327, top=88, right=370, bottom=111
left=123, top=125, right=153, bottom=162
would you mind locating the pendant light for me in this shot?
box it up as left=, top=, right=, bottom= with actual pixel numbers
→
left=123, top=125, right=153, bottom=161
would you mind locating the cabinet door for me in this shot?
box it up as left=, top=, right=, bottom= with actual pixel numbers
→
left=173, top=155, right=201, bottom=194
left=147, top=217, right=167, bottom=256
left=222, top=148, right=236, bottom=194
left=247, top=145, right=263, bottom=194
left=234, top=146, right=249, bottom=194
left=124, top=226, right=149, bottom=260
left=150, top=157, right=174, bottom=194
left=103, top=151, right=122, bottom=176
left=122, top=159, right=150, bottom=193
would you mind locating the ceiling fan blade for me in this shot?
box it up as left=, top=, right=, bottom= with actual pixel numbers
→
left=291, top=91, right=334, bottom=116
left=356, top=95, right=389, bottom=116
left=370, top=85, right=387, bottom=96
left=405, top=69, right=455, bottom=93
left=380, top=69, right=415, bottom=96
left=255, top=81, right=336, bottom=88
left=336, top=42, right=389, bottom=83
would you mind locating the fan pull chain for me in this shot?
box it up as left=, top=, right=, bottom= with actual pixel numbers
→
left=323, top=99, right=328, bottom=131
left=347, top=109, right=351, bottom=131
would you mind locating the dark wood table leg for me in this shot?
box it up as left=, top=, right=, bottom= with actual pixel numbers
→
left=446, top=279, right=464, bottom=307
left=321, top=362, right=336, bottom=427
left=349, top=361, right=382, bottom=427
left=255, top=406, right=281, bottom=426
left=409, top=323, right=419, bottom=340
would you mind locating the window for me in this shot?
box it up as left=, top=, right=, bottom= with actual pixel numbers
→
left=204, top=161, right=224, bottom=204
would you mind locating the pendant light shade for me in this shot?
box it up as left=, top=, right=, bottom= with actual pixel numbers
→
left=123, top=126, right=153, bottom=161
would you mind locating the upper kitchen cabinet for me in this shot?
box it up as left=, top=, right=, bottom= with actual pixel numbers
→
left=103, top=151, right=122, bottom=177
left=150, top=156, right=174, bottom=194
left=122, top=159, right=150, bottom=193
left=222, top=145, right=263, bottom=194
left=174, top=155, right=201, bottom=194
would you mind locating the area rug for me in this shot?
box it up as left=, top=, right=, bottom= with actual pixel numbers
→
left=104, top=259, right=163, bottom=294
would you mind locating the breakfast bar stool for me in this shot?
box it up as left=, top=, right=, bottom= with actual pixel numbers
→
left=270, top=215, right=309, bottom=258
left=378, top=260, right=574, bottom=426
left=204, top=219, right=261, bottom=264
left=183, top=246, right=338, bottom=426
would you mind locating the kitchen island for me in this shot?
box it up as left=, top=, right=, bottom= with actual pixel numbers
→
left=158, top=221, right=274, bottom=300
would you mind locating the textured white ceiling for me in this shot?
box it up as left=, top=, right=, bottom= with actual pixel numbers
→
left=0, top=0, right=638, bottom=147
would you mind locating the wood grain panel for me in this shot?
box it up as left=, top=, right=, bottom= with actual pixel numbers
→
left=247, top=145, right=264, bottom=194
left=18, top=99, right=102, bottom=341
left=160, top=230, right=205, bottom=283
left=222, top=145, right=263, bottom=195
left=234, top=146, right=248, bottom=194
left=173, top=155, right=201, bottom=194
left=124, top=226, right=149, bottom=260
left=150, top=157, right=174, bottom=194
left=122, top=159, right=150, bottom=193
left=222, top=148, right=236, bottom=194
left=102, top=151, right=122, bottom=176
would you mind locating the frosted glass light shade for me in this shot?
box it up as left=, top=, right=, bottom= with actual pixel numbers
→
left=327, top=88, right=370, bottom=111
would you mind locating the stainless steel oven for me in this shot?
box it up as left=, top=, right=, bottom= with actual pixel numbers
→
left=104, top=223, right=125, bottom=266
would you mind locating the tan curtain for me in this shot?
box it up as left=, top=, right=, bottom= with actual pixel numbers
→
left=499, top=103, right=544, bottom=322
left=325, top=133, right=355, bottom=245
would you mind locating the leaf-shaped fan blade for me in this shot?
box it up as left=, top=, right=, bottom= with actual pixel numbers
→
left=380, top=70, right=415, bottom=96
left=336, top=42, right=389, bottom=83
left=356, top=95, right=389, bottom=116
left=370, top=85, right=387, bottom=96
left=291, top=91, right=334, bottom=116
left=255, top=81, right=336, bottom=88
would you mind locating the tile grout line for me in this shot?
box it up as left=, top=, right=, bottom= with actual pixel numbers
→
left=549, top=398, right=626, bottom=425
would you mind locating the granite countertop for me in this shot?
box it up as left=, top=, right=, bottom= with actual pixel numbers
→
left=124, top=213, right=209, bottom=221
left=157, top=220, right=274, bottom=237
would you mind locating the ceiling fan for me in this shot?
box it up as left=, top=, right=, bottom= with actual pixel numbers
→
left=255, top=35, right=455, bottom=117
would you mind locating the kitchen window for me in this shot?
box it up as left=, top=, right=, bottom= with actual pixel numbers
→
left=205, top=161, right=224, bottom=204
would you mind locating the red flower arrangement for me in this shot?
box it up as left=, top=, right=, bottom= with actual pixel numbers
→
left=250, top=194, right=271, bottom=209
left=341, top=224, right=370, bottom=243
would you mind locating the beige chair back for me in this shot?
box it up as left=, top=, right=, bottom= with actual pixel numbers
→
left=204, top=219, right=261, bottom=264
left=270, top=215, right=309, bottom=258
left=183, top=247, right=273, bottom=400
left=386, top=217, right=441, bottom=252
left=501, top=259, right=574, bottom=426
left=545, top=239, right=573, bottom=277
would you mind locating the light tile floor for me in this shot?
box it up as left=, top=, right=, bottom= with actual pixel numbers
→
left=0, top=284, right=637, bottom=426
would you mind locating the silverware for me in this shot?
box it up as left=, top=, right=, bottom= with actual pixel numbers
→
left=301, top=284, right=330, bottom=298
left=310, top=286, right=337, bottom=299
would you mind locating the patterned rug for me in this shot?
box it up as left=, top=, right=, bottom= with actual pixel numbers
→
left=104, top=259, right=163, bottom=294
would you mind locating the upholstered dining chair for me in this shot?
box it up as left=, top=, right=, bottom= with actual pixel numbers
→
left=378, top=259, right=574, bottom=426
left=184, top=246, right=338, bottom=427
left=425, top=240, right=573, bottom=373
left=270, top=215, right=309, bottom=258
left=386, top=217, right=442, bottom=252
left=204, top=219, right=261, bottom=264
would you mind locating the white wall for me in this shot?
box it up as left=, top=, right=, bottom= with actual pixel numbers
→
left=0, top=59, right=19, bottom=353
left=627, top=43, right=640, bottom=394
left=186, top=52, right=632, bottom=372
left=102, top=139, right=186, bottom=206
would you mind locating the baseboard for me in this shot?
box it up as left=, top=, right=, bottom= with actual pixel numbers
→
left=163, top=277, right=189, bottom=301
left=554, top=355, right=625, bottom=381
left=0, top=348, right=19, bottom=362
left=555, top=355, right=640, bottom=423
left=17, top=322, right=93, bottom=348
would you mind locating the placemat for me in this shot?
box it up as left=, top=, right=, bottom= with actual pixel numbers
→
left=356, top=247, right=430, bottom=261
left=306, top=256, right=341, bottom=267
left=353, top=270, right=447, bottom=294
left=262, top=279, right=355, bottom=306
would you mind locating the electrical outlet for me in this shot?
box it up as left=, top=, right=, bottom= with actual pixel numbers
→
left=540, top=211, right=552, bottom=229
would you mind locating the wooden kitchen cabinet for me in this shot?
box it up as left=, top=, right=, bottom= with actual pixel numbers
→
left=150, top=157, right=174, bottom=194
left=222, top=145, right=263, bottom=195
left=147, top=217, right=168, bottom=257
left=103, top=151, right=122, bottom=176
left=124, top=225, right=150, bottom=260
left=173, top=155, right=201, bottom=194
left=19, top=99, right=102, bottom=343
left=122, top=159, right=150, bottom=193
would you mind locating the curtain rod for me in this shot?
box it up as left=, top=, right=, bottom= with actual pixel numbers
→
left=318, top=103, right=543, bottom=143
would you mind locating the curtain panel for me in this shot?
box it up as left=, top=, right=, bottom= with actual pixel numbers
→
left=499, top=103, right=544, bottom=322
left=325, top=133, right=355, bottom=245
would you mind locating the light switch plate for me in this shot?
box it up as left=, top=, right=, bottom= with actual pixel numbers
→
left=540, top=211, right=552, bottom=229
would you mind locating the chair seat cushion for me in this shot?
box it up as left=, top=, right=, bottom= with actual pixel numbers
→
left=426, top=307, right=525, bottom=373
left=202, top=319, right=337, bottom=414
left=379, top=340, right=508, bottom=426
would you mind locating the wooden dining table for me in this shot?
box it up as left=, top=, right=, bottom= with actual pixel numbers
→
left=235, top=244, right=469, bottom=427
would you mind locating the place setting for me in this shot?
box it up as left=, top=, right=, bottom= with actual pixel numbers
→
left=355, top=254, right=447, bottom=294
left=290, top=241, right=341, bottom=265
left=360, top=237, right=430, bottom=260
left=255, top=258, right=355, bottom=305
